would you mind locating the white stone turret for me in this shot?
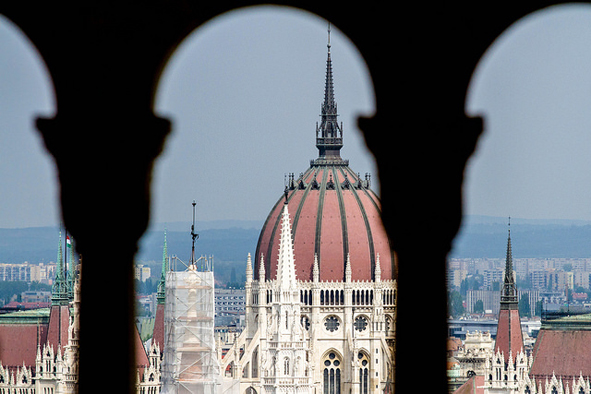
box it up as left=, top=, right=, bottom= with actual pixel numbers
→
left=277, top=202, right=297, bottom=294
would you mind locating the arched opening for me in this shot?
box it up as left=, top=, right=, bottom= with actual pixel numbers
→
left=0, top=15, right=57, bottom=228
left=151, top=6, right=377, bottom=231
left=463, top=4, right=591, bottom=225
left=450, top=4, right=591, bottom=306
left=137, top=2, right=380, bottom=332
left=0, top=12, right=76, bottom=390
left=139, top=6, right=383, bottom=392
left=357, top=351, right=370, bottom=394
left=449, top=3, right=591, bottom=391
left=322, top=350, right=342, bottom=394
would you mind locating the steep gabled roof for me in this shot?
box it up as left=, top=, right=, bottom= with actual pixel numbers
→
left=530, top=328, right=591, bottom=381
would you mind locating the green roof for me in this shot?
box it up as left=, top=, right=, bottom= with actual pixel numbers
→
left=543, top=312, right=591, bottom=331
left=0, top=308, right=50, bottom=324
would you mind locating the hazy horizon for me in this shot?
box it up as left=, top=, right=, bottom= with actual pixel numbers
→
left=4, top=5, right=591, bottom=229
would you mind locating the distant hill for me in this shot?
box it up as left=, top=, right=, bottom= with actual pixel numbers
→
left=0, top=221, right=262, bottom=267
left=3, top=215, right=591, bottom=266
left=136, top=226, right=260, bottom=264
left=0, top=227, right=58, bottom=264
left=450, top=215, right=591, bottom=258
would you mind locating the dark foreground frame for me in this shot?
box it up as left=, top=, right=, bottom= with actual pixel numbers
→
left=0, top=1, right=562, bottom=392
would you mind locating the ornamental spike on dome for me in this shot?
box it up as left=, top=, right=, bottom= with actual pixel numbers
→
left=314, top=22, right=345, bottom=166
left=259, top=253, right=266, bottom=281
left=246, top=253, right=253, bottom=283
left=276, top=202, right=297, bottom=290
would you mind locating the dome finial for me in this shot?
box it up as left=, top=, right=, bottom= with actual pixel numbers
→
left=313, top=22, right=345, bottom=166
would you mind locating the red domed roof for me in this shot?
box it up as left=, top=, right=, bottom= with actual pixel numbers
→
left=255, top=166, right=394, bottom=282
left=255, top=25, right=394, bottom=282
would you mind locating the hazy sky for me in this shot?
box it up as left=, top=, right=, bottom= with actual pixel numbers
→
left=465, top=4, right=591, bottom=221
left=3, top=5, right=591, bottom=228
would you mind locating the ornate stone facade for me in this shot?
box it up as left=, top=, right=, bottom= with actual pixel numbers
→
left=219, top=200, right=395, bottom=394
left=218, top=26, right=396, bottom=394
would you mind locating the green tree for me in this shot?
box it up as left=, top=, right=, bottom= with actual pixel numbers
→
left=448, top=290, right=464, bottom=318
left=474, top=299, right=484, bottom=314
left=535, top=300, right=543, bottom=317
left=519, top=294, right=531, bottom=318
left=492, top=281, right=500, bottom=291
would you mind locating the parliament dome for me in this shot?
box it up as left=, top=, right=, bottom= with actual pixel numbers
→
left=254, top=29, right=394, bottom=283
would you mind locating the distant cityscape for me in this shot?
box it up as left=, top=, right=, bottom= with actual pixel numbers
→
left=448, top=224, right=591, bottom=394
left=448, top=257, right=591, bottom=317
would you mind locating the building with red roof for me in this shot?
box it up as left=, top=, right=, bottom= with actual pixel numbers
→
left=454, top=225, right=591, bottom=394
left=218, top=25, right=396, bottom=394
left=0, top=233, right=160, bottom=393
left=521, top=313, right=591, bottom=393
left=493, top=223, right=525, bottom=365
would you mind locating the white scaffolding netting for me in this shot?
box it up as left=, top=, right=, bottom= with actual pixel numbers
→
left=162, top=265, right=220, bottom=394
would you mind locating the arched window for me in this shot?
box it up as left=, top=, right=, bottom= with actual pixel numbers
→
left=323, top=351, right=341, bottom=394
left=358, top=352, right=369, bottom=394
left=284, top=357, right=290, bottom=376
left=301, top=315, right=310, bottom=331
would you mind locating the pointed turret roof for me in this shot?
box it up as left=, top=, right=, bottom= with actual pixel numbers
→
left=276, top=201, right=297, bottom=290
left=495, top=218, right=524, bottom=364
left=500, top=218, right=518, bottom=309
left=51, top=231, right=68, bottom=306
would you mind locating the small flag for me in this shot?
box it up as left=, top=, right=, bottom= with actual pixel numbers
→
left=66, top=236, right=72, bottom=248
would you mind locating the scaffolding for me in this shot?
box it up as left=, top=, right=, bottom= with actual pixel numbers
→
left=162, top=256, right=220, bottom=394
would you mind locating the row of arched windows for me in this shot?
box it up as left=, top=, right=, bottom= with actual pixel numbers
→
left=383, top=289, right=395, bottom=305
left=298, top=289, right=376, bottom=306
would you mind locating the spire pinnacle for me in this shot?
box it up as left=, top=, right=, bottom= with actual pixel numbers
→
left=313, top=22, right=345, bottom=166
left=500, top=217, right=518, bottom=309
left=259, top=253, right=266, bottom=282
left=246, top=253, right=253, bottom=284
left=157, top=229, right=167, bottom=304
left=52, top=230, right=68, bottom=306
left=313, top=253, right=319, bottom=282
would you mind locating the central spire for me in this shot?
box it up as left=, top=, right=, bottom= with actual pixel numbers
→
left=314, top=23, right=345, bottom=166
left=500, top=217, right=518, bottom=309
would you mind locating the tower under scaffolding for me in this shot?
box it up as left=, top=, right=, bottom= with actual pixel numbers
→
left=162, top=255, right=220, bottom=394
